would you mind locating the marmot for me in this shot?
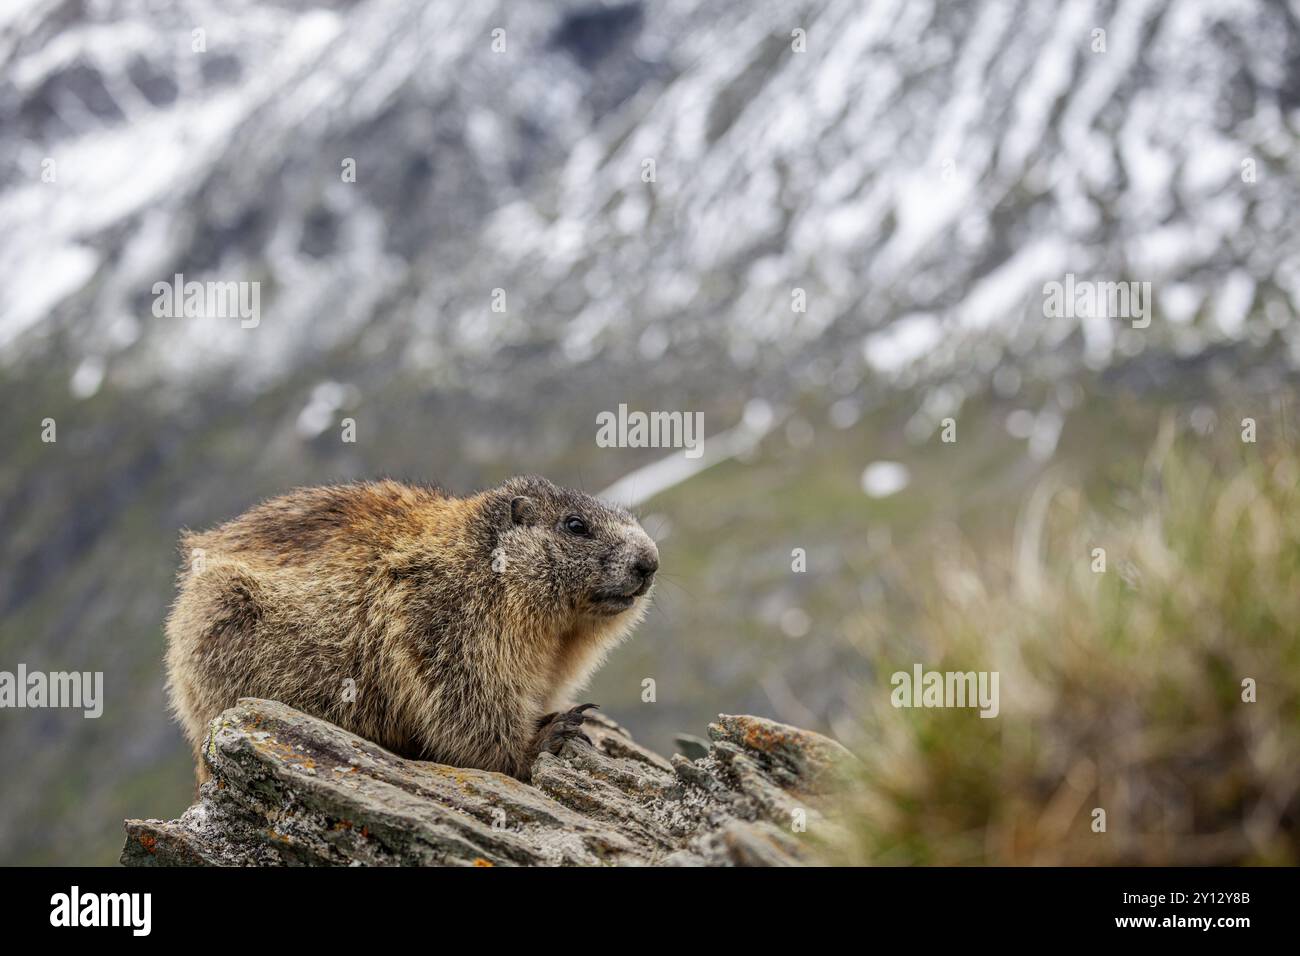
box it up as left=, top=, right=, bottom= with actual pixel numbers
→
left=164, top=475, right=658, bottom=783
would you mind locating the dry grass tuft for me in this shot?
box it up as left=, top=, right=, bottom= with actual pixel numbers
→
left=834, top=424, right=1300, bottom=865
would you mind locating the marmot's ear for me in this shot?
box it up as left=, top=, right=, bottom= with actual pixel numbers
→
left=510, top=495, right=537, bottom=526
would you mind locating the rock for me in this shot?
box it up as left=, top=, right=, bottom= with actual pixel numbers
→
left=673, top=733, right=712, bottom=761
left=122, top=698, right=857, bottom=867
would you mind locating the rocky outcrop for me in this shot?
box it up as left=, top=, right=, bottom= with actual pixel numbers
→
left=121, top=699, right=857, bottom=866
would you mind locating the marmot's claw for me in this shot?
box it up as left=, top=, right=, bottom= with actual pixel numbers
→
left=554, top=703, right=598, bottom=729
left=532, top=704, right=598, bottom=757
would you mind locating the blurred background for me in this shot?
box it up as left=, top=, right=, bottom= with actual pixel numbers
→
left=2, top=0, right=1299, bottom=865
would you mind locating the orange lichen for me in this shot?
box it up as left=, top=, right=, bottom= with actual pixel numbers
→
left=250, top=734, right=319, bottom=771
left=742, top=722, right=786, bottom=752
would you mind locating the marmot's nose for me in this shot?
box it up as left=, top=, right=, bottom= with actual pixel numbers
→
left=632, top=554, right=659, bottom=580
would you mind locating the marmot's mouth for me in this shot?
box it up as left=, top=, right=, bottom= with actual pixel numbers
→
left=590, top=574, right=654, bottom=613
left=589, top=584, right=649, bottom=613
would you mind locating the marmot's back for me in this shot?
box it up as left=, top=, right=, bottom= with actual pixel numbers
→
left=183, top=480, right=450, bottom=571
left=164, top=475, right=658, bottom=783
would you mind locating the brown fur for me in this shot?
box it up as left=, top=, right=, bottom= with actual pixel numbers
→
left=164, top=476, right=657, bottom=783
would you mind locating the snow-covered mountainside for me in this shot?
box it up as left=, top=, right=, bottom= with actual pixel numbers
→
left=4, top=0, right=1299, bottom=395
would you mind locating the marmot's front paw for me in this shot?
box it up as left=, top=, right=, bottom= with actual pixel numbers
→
left=530, top=703, right=598, bottom=757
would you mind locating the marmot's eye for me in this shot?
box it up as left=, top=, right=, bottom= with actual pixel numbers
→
left=564, top=516, right=590, bottom=536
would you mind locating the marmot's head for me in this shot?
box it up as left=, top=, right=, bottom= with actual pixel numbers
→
left=488, top=475, right=659, bottom=619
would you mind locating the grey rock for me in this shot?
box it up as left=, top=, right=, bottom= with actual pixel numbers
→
left=121, top=698, right=856, bottom=867
left=673, top=733, right=712, bottom=761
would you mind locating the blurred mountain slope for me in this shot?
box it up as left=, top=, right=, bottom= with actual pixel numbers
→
left=3, top=0, right=1299, bottom=385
